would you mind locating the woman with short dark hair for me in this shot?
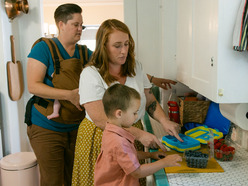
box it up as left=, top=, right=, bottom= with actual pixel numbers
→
left=25, top=3, right=92, bottom=186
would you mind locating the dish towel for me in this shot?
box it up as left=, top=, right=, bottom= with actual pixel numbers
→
left=233, top=0, right=248, bottom=51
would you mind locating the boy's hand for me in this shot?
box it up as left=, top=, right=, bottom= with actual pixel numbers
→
left=150, top=151, right=167, bottom=160
left=162, top=154, right=182, bottom=167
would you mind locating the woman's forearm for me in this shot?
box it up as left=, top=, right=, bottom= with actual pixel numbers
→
left=84, top=100, right=108, bottom=130
left=145, top=89, right=170, bottom=124
left=125, top=126, right=144, bottom=139
left=145, top=88, right=182, bottom=141
left=28, top=82, right=72, bottom=100
left=27, top=58, right=77, bottom=101
left=149, top=101, right=170, bottom=124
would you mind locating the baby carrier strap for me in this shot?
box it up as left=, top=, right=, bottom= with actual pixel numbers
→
left=78, top=45, right=89, bottom=67
left=24, top=95, right=49, bottom=126
left=32, top=37, right=63, bottom=75
left=32, top=38, right=88, bottom=72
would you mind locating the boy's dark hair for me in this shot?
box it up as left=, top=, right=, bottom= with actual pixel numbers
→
left=103, top=84, right=141, bottom=118
left=54, top=3, right=82, bottom=24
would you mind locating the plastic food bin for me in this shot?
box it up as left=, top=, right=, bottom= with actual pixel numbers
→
left=162, top=133, right=201, bottom=152
left=0, top=152, right=39, bottom=186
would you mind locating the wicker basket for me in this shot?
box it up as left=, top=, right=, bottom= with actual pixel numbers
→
left=179, top=97, right=210, bottom=125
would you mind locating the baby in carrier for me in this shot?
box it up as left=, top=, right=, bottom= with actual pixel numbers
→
left=47, top=72, right=61, bottom=120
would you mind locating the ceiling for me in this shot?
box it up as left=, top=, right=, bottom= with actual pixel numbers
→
left=43, top=0, right=123, bottom=6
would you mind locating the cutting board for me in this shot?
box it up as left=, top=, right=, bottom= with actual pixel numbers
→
left=7, top=35, right=24, bottom=101
left=7, top=60, right=24, bottom=101
left=164, top=146, right=224, bottom=173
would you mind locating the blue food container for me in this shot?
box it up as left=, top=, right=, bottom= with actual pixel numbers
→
left=162, top=133, right=201, bottom=152
left=185, top=125, right=223, bottom=144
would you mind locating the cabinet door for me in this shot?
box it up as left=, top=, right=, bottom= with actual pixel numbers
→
left=217, top=0, right=248, bottom=103
left=190, top=0, right=218, bottom=100
left=124, top=0, right=164, bottom=77
left=136, top=0, right=162, bottom=76
left=177, top=0, right=248, bottom=103
left=176, top=0, right=193, bottom=86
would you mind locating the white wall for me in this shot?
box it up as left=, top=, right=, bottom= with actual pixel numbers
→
left=0, top=0, right=14, bottom=157
left=44, top=4, right=123, bottom=26
left=0, top=1, right=23, bottom=156
left=0, top=0, right=43, bottom=156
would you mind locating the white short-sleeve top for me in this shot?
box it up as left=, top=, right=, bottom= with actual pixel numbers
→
left=79, top=61, right=152, bottom=122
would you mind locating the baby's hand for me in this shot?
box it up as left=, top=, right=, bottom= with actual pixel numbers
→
left=150, top=151, right=167, bottom=160
left=162, top=154, right=182, bottom=167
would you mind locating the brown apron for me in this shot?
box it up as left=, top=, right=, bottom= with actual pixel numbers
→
left=30, top=38, right=88, bottom=124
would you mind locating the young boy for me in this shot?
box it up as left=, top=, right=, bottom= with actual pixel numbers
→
left=94, top=84, right=182, bottom=186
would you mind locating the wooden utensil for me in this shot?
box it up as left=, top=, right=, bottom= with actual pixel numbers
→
left=7, top=35, right=24, bottom=101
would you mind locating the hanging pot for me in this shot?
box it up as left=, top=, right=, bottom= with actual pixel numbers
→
left=5, top=0, right=29, bottom=20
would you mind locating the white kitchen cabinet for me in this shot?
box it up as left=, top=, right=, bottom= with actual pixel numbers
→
left=176, top=0, right=193, bottom=86
left=176, top=0, right=248, bottom=103
left=124, top=0, right=178, bottom=80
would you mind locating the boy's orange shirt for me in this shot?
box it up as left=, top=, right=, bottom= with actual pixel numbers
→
left=94, top=123, right=140, bottom=186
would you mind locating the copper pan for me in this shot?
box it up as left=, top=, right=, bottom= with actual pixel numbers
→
left=5, top=0, right=29, bottom=20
